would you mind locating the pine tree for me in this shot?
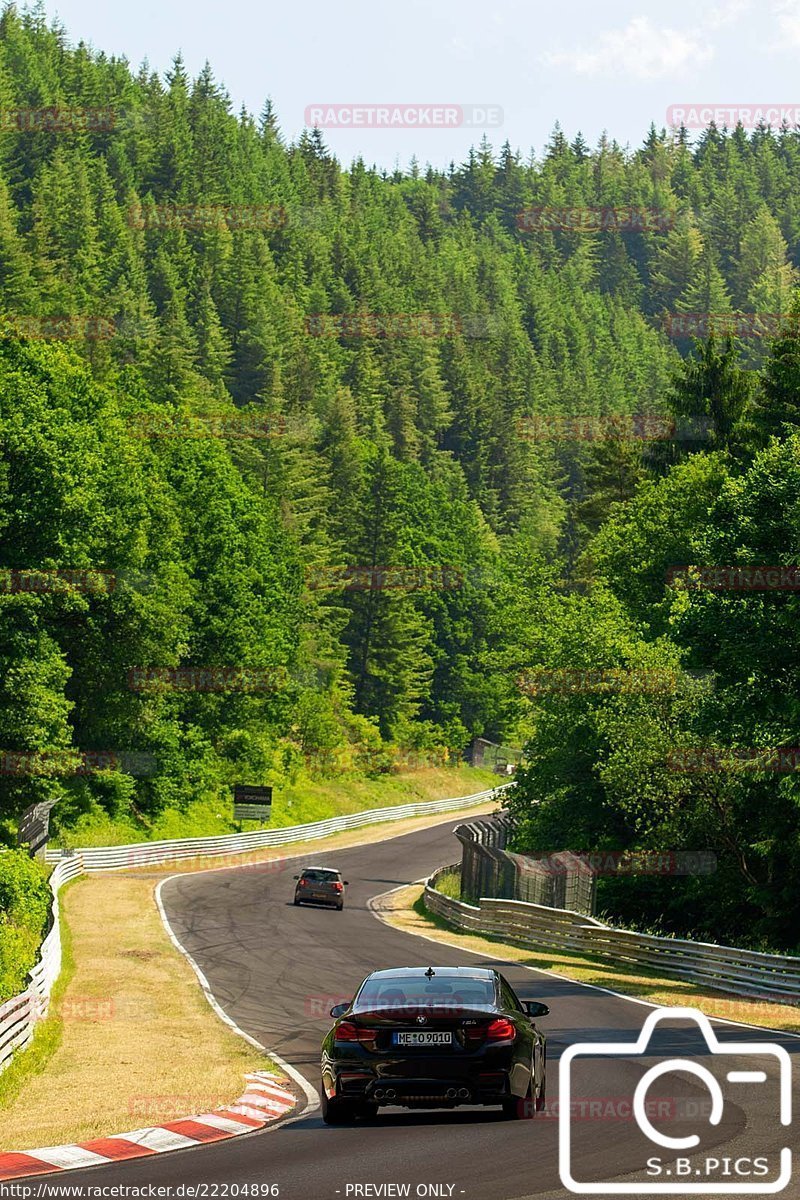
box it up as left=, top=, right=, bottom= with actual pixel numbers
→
left=668, top=334, right=754, bottom=450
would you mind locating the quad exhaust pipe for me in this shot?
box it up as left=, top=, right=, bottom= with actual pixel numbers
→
left=373, top=1085, right=468, bottom=1102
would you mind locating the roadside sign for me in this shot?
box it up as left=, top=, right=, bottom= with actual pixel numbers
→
left=233, top=785, right=273, bottom=823
left=18, top=799, right=58, bottom=859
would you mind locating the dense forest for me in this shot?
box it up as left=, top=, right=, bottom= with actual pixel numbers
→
left=1, top=5, right=799, bottom=950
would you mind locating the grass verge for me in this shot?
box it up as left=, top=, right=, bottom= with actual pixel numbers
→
left=0, top=879, right=79, bottom=1113
left=55, top=765, right=501, bottom=848
left=0, top=872, right=268, bottom=1151
left=373, top=884, right=800, bottom=1035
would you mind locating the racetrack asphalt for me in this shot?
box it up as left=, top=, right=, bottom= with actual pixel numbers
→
left=12, top=819, right=799, bottom=1200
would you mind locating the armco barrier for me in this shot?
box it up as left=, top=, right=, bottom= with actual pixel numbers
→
left=45, top=787, right=508, bottom=871
left=424, top=865, right=800, bottom=1005
left=0, top=786, right=505, bottom=1074
left=0, top=855, right=84, bottom=1073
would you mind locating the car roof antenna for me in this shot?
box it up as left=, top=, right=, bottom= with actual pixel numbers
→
left=425, top=967, right=435, bottom=978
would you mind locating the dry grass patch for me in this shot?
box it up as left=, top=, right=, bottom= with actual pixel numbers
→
left=375, top=885, right=800, bottom=1035
left=0, top=874, right=268, bottom=1151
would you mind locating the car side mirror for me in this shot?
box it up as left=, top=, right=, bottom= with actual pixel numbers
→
left=343, top=881, right=350, bottom=886
left=523, top=1001, right=550, bottom=1018
left=330, top=1002, right=349, bottom=1018
left=293, top=875, right=299, bottom=880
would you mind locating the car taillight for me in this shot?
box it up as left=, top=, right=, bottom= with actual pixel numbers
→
left=334, top=1022, right=377, bottom=1043
left=333, top=882, right=344, bottom=892
left=299, top=879, right=308, bottom=886
left=485, top=1018, right=516, bottom=1041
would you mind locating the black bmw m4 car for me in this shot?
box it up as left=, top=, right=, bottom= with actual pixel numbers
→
left=320, top=965, right=549, bottom=1124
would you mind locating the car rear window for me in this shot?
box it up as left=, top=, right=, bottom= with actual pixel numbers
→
left=302, top=869, right=339, bottom=881
left=354, top=976, right=496, bottom=1010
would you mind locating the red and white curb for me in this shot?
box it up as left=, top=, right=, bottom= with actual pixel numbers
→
left=0, top=1071, right=297, bottom=1181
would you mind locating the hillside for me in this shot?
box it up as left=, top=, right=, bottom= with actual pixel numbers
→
left=1, top=8, right=800, bottom=949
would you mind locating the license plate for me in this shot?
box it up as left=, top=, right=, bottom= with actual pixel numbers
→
left=393, top=1031, right=453, bottom=1047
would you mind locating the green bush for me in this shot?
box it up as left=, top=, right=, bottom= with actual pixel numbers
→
left=0, top=851, right=51, bottom=1002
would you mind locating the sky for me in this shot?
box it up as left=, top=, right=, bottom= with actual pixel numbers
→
left=36, top=0, right=800, bottom=169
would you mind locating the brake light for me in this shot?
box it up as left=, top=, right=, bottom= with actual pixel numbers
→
left=334, top=1021, right=377, bottom=1043
left=299, top=879, right=307, bottom=887
left=333, top=882, right=344, bottom=892
left=485, top=1018, right=516, bottom=1041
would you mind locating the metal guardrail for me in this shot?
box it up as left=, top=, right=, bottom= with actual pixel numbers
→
left=0, top=856, right=84, bottom=1073
left=455, top=817, right=597, bottom=914
left=45, top=787, right=508, bottom=871
left=0, top=786, right=506, bottom=1075
left=424, top=865, right=800, bottom=1005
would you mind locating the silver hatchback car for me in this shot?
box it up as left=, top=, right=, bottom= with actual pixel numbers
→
left=293, top=866, right=349, bottom=910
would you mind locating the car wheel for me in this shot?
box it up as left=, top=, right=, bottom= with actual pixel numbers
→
left=502, top=1077, right=536, bottom=1120
left=336, top=903, right=344, bottom=911
left=321, top=1087, right=358, bottom=1126
left=293, top=897, right=301, bottom=906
